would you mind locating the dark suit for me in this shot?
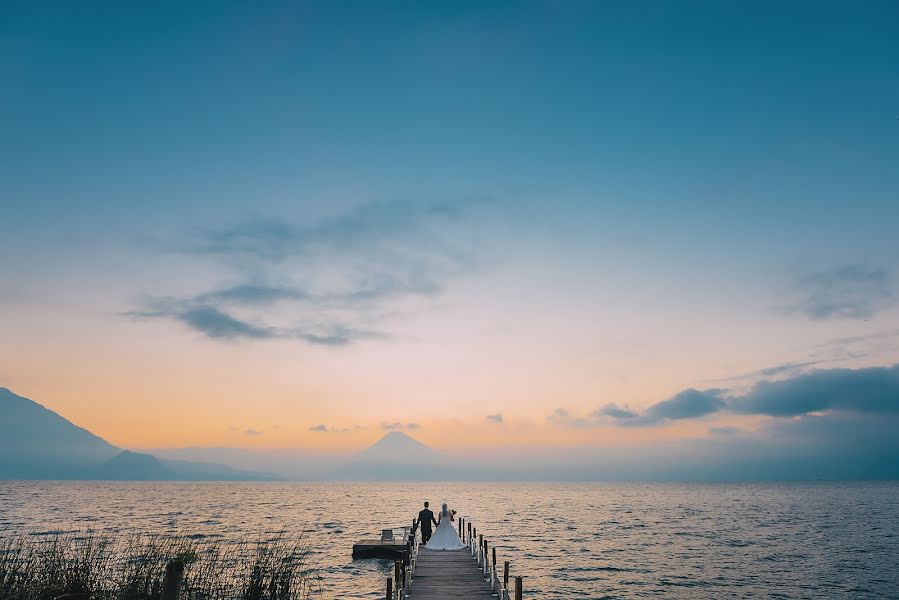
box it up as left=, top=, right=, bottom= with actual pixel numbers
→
left=418, top=508, right=437, bottom=544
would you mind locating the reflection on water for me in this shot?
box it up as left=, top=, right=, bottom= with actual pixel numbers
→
left=1, top=481, right=898, bottom=598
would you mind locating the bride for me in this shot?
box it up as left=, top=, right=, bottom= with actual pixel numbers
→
left=425, top=503, right=467, bottom=550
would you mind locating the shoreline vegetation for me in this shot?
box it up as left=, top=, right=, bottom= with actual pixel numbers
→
left=0, top=533, right=317, bottom=600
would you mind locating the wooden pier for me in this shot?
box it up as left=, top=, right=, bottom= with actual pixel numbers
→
left=412, top=549, right=495, bottom=599
left=376, top=516, right=524, bottom=600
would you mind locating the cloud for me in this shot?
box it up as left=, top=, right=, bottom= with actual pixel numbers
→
left=593, top=403, right=637, bottom=419
left=546, top=408, right=569, bottom=424
left=643, top=388, right=728, bottom=422
left=178, top=306, right=278, bottom=340
left=718, top=360, right=824, bottom=383
left=731, top=364, right=899, bottom=417
left=308, top=424, right=352, bottom=433
left=485, top=413, right=503, bottom=424
left=381, top=422, right=421, bottom=431
left=128, top=299, right=386, bottom=345
left=601, top=389, right=728, bottom=426
left=182, top=199, right=486, bottom=262
left=602, top=364, right=899, bottom=427
left=131, top=199, right=488, bottom=346
left=197, top=284, right=307, bottom=306
left=244, top=428, right=264, bottom=436
left=784, top=265, right=895, bottom=320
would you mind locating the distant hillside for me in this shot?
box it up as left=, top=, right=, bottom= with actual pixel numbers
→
left=0, top=387, right=274, bottom=481
left=93, top=450, right=173, bottom=480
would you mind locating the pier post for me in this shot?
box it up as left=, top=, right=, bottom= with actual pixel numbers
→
left=161, top=559, right=184, bottom=600
left=515, top=576, right=523, bottom=600
left=504, top=561, right=510, bottom=590
left=492, top=546, right=497, bottom=587
left=483, top=539, right=489, bottom=575
left=459, top=516, right=463, bottom=540
left=394, top=561, right=401, bottom=598
left=386, top=577, right=392, bottom=600
left=401, top=555, right=407, bottom=591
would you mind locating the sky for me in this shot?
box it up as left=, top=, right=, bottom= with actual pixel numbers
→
left=1, top=1, right=899, bottom=470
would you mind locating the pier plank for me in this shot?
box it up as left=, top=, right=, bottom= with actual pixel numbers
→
left=411, top=548, right=495, bottom=599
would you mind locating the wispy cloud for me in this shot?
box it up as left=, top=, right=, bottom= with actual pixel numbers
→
left=381, top=422, right=421, bottom=431
left=181, top=199, right=486, bottom=261
left=485, top=413, right=503, bottom=424
left=244, top=428, right=264, bottom=436
left=130, top=199, right=487, bottom=345
left=783, top=265, right=895, bottom=320
left=308, top=424, right=352, bottom=432
left=128, top=299, right=385, bottom=345
left=717, top=360, right=824, bottom=383
left=546, top=408, right=570, bottom=424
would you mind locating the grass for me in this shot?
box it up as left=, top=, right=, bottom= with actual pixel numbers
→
left=0, top=533, right=316, bottom=600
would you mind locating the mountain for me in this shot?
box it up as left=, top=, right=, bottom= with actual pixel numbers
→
left=0, top=387, right=273, bottom=480
left=354, top=431, right=442, bottom=464
left=0, top=387, right=119, bottom=478
left=93, top=450, right=174, bottom=480
left=148, top=447, right=335, bottom=480
left=336, top=431, right=447, bottom=480
left=157, top=457, right=278, bottom=481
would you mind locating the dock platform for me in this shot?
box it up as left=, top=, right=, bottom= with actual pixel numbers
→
left=353, top=527, right=412, bottom=560
left=411, top=548, right=495, bottom=599
left=351, top=539, right=409, bottom=560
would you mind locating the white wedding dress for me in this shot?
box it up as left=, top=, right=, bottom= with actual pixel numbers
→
left=425, top=506, right=466, bottom=550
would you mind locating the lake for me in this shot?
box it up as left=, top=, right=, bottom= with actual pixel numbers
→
left=1, top=481, right=897, bottom=598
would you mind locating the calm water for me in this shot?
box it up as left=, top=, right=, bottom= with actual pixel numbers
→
left=1, top=481, right=898, bottom=599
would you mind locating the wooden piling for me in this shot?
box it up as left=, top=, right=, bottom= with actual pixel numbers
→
left=492, top=547, right=497, bottom=573
left=503, top=561, right=510, bottom=590
left=161, top=560, right=184, bottom=600
left=386, top=576, right=392, bottom=600
left=514, top=576, right=523, bottom=600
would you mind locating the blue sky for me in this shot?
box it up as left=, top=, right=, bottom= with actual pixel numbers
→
left=1, top=1, right=898, bottom=472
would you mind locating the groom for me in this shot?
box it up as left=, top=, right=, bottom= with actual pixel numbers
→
left=417, top=501, right=438, bottom=545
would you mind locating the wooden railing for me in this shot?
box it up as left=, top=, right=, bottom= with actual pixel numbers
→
left=459, top=515, right=523, bottom=600
left=385, top=515, right=523, bottom=599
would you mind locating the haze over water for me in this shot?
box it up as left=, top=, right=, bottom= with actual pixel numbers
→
left=3, top=481, right=898, bottom=599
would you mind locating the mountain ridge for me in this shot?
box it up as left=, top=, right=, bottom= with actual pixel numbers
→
left=0, top=387, right=274, bottom=481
